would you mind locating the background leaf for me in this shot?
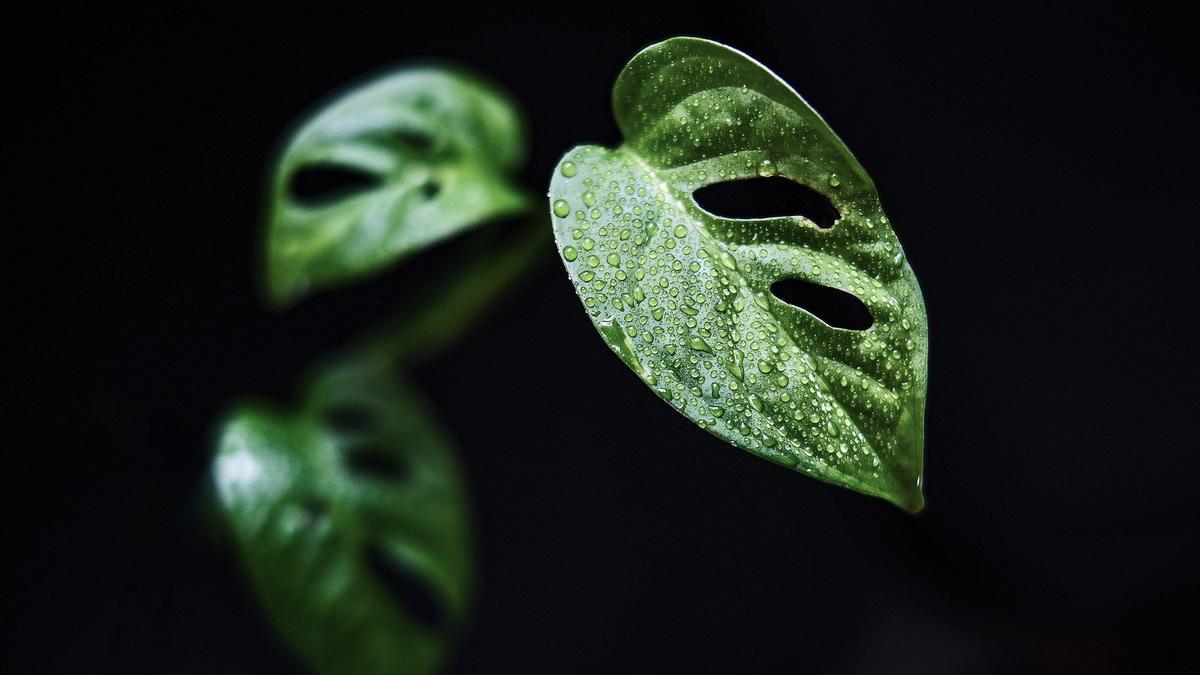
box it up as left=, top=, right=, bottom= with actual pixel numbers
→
left=549, top=37, right=928, bottom=510
left=266, top=67, right=532, bottom=306
left=212, top=353, right=472, bottom=674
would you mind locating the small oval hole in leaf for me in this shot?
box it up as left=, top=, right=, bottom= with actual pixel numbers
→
left=693, top=177, right=840, bottom=228
left=322, top=404, right=377, bottom=434
left=420, top=179, right=441, bottom=199
left=771, top=278, right=873, bottom=330
left=300, top=498, right=328, bottom=526
left=288, top=164, right=380, bottom=206
left=393, top=128, right=437, bottom=153
left=343, top=444, right=411, bottom=482
left=367, top=545, right=446, bottom=631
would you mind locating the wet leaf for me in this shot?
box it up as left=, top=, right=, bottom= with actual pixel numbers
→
left=212, top=353, right=472, bottom=674
left=549, top=37, right=928, bottom=510
left=266, top=67, right=532, bottom=306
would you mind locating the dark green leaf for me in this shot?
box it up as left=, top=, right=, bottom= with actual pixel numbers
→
left=212, top=353, right=472, bottom=674
left=549, top=37, right=928, bottom=510
left=267, top=67, right=532, bottom=306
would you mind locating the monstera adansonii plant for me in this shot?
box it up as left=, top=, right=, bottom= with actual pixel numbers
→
left=211, top=36, right=927, bottom=675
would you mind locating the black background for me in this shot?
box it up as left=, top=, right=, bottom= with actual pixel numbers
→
left=15, top=3, right=1199, bottom=673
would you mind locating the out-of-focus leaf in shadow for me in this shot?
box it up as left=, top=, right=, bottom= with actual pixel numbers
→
left=360, top=214, right=550, bottom=366
left=212, top=353, right=472, bottom=675
left=266, top=67, right=532, bottom=307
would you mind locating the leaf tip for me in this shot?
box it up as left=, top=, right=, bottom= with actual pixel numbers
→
left=891, top=481, right=926, bottom=514
left=887, top=395, right=926, bottom=513
left=262, top=261, right=308, bottom=310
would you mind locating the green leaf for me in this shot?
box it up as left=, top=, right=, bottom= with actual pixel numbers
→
left=266, top=67, right=532, bottom=306
left=548, top=37, right=928, bottom=511
left=212, top=353, right=472, bottom=674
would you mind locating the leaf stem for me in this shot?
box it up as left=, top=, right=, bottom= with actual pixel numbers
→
left=357, top=212, right=548, bottom=367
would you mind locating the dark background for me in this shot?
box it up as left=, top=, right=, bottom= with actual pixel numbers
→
left=15, top=3, right=1199, bottom=673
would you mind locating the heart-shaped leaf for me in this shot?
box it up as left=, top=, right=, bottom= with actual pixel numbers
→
left=212, top=353, right=472, bottom=674
left=549, top=37, right=928, bottom=511
left=267, top=67, right=532, bottom=306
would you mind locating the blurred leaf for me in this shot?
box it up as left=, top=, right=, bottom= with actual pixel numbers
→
left=266, top=67, right=532, bottom=306
left=359, top=215, right=549, bottom=365
left=212, top=353, right=472, bottom=674
left=548, top=37, right=928, bottom=510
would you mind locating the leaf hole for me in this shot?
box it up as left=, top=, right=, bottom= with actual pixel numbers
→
left=770, top=278, right=873, bottom=330
left=300, top=498, right=328, bottom=526
left=288, top=164, right=380, bottom=206
left=420, top=179, right=441, bottom=199
left=322, top=404, right=377, bottom=434
left=367, top=545, right=446, bottom=631
left=393, top=128, right=437, bottom=153
left=693, top=176, right=840, bottom=228
left=342, top=443, right=411, bottom=482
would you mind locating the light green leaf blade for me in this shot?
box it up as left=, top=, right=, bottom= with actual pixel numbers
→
left=267, top=67, right=532, bottom=306
left=549, top=37, right=928, bottom=511
left=212, top=353, right=472, bottom=674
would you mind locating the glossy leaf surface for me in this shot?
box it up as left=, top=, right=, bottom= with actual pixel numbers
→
left=212, top=354, right=472, bottom=674
left=549, top=37, right=928, bottom=510
left=267, top=68, right=531, bottom=306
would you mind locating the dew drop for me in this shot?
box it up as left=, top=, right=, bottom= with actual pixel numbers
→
left=560, top=161, right=577, bottom=177
left=553, top=199, right=570, bottom=218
